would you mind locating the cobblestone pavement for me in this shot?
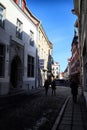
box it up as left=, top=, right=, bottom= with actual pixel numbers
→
left=0, top=86, right=71, bottom=130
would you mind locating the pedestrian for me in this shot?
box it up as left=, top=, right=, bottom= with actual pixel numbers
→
left=44, top=79, right=49, bottom=96
left=70, top=78, right=78, bottom=103
left=51, top=78, right=56, bottom=95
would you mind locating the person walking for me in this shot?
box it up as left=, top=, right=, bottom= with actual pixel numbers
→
left=44, top=79, right=49, bottom=96
left=51, top=78, right=56, bottom=95
left=70, top=78, right=78, bottom=103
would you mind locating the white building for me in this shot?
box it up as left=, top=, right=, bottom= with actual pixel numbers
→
left=0, top=0, right=40, bottom=95
left=52, top=62, right=60, bottom=79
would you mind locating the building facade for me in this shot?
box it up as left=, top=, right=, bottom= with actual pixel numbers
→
left=0, top=0, right=53, bottom=95
left=73, top=0, right=87, bottom=101
left=38, top=24, right=53, bottom=86
left=52, top=61, right=60, bottom=79
left=69, top=31, right=80, bottom=84
left=63, top=65, right=69, bottom=80
left=0, top=0, right=40, bottom=95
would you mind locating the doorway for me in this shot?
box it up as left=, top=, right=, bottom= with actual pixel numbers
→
left=10, top=55, right=23, bottom=88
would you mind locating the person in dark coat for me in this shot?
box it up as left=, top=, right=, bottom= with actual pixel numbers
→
left=44, top=79, right=49, bottom=96
left=70, top=78, right=78, bottom=103
left=51, top=79, right=56, bottom=95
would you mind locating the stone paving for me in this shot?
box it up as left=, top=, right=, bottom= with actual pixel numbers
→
left=1, top=87, right=87, bottom=130
left=0, top=86, right=71, bottom=130
left=56, top=94, right=87, bottom=130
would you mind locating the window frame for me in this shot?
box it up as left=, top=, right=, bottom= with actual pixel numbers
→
left=18, top=0, right=22, bottom=8
left=30, top=30, right=34, bottom=40
left=16, top=18, right=23, bottom=39
left=30, top=30, right=34, bottom=46
left=27, top=55, right=34, bottom=77
left=0, top=44, right=5, bottom=77
left=0, top=4, right=5, bottom=28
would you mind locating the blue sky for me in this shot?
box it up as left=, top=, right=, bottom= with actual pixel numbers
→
left=26, top=0, right=77, bottom=72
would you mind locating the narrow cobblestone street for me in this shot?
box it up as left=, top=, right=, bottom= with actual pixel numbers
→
left=0, top=0, right=87, bottom=130
left=0, top=86, right=71, bottom=130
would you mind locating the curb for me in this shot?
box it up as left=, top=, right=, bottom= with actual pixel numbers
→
left=51, top=96, right=70, bottom=130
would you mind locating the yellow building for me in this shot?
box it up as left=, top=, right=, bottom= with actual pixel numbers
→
left=38, top=24, right=53, bottom=86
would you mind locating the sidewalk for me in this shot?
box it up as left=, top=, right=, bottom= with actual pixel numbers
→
left=56, top=94, right=87, bottom=130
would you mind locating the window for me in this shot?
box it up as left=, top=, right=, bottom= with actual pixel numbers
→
left=30, top=39, right=34, bottom=46
left=56, top=71, right=58, bottom=74
left=18, top=0, right=22, bottom=8
left=56, top=67, right=58, bottom=70
left=39, top=31, right=40, bottom=40
left=42, top=36, right=43, bottom=44
left=30, top=30, right=34, bottom=40
left=16, top=19, right=22, bottom=39
left=0, top=44, right=5, bottom=77
left=27, top=55, right=34, bottom=77
left=0, top=4, right=5, bottom=28
left=30, top=30, right=34, bottom=46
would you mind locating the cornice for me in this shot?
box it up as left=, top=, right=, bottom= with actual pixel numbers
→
left=25, top=6, right=40, bottom=26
